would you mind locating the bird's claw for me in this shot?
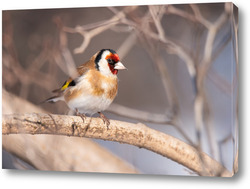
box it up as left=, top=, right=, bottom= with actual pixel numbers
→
left=98, top=112, right=110, bottom=129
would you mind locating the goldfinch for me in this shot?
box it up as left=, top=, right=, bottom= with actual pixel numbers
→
left=46, top=49, right=126, bottom=127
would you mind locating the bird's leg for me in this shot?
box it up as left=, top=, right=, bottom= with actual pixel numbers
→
left=98, top=112, right=110, bottom=129
left=75, top=108, right=86, bottom=123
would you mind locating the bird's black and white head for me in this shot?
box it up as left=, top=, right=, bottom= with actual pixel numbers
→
left=94, top=49, right=126, bottom=76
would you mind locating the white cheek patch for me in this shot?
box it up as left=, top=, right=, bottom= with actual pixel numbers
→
left=99, top=59, right=111, bottom=75
left=98, top=50, right=117, bottom=77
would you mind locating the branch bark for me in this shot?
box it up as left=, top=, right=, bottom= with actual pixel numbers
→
left=2, top=113, right=232, bottom=177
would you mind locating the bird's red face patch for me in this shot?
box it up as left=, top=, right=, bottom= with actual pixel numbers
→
left=106, top=53, right=120, bottom=75
left=108, top=64, right=118, bottom=75
left=112, top=53, right=120, bottom=62
left=106, top=53, right=120, bottom=63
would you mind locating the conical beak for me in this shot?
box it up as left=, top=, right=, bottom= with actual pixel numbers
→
left=114, top=62, right=127, bottom=70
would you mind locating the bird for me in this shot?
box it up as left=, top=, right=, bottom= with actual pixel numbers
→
left=45, top=49, right=126, bottom=128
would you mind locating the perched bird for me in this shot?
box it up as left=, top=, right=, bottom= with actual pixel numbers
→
left=45, top=49, right=126, bottom=127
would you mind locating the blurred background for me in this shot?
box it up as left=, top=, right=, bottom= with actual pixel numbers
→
left=2, top=2, right=238, bottom=176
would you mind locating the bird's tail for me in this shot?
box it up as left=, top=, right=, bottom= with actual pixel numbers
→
left=41, top=95, right=64, bottom=104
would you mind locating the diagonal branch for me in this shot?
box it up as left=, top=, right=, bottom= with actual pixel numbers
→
left=2, top=113, right=232, bottom=177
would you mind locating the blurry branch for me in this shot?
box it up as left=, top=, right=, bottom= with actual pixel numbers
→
left=167, top=4, right=211, bottom=28
left=149, top=6, right=166, bottom=41
left=11, top=157, right=34, bottom=170
left=148, top=49, right=193, bottom=144
left=218, top=134, right=233, bottom=167
left=2, top=13, right=58, bottom=98
left=208, top=32, right=232, bottom=95
left=3, top=134, right=136, bottom=173
left=194, top=3, right=230, bottom=158
left=145, top=8, right=196, bottom=79
left=2, top=89, right=137, bottom=173
left=2, top=46, right=56, bottom=96
left=117, top=33, right=137, bottom=59
left=63, top=6, right=137, bottom=54
left=142, top=7, right=179, bottom=117
left=208, top=68, right=232, bottom=95
left=53, top=17, right=78, bottom=79
left=3, top=113, right=232, bottom=177
left=189, top=4, right=212, bottom=28
left=167, top=4, right=234, bottom=96
left=108, top=103, right=172, bottom=124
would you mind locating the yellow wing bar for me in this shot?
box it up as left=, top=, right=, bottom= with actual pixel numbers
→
left=61, top=80, right=72, bottom=90
left=61, top=78, right=76, bottom=90
left=52, top=78, right=76, bottom=93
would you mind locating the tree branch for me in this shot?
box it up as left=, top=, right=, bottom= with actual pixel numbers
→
left=2, top=113, right=232, bottom=177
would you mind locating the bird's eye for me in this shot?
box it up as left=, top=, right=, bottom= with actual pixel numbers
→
left=107, top=58, right=113, bottom=64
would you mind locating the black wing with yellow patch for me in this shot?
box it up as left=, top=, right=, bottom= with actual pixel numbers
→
left=52, top=78, right=76, bottom=93
left=51, top=61, right=92, bottom=94
left=61, top=79, right=76, bottom=90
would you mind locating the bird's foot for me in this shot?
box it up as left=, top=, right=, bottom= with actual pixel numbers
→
left=75, top=109, right=86, bottom=123
left=98, top=112, right=110, bottom=129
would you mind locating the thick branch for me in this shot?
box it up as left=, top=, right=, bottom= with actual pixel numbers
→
left=2, top=113, right=232, bottom=177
